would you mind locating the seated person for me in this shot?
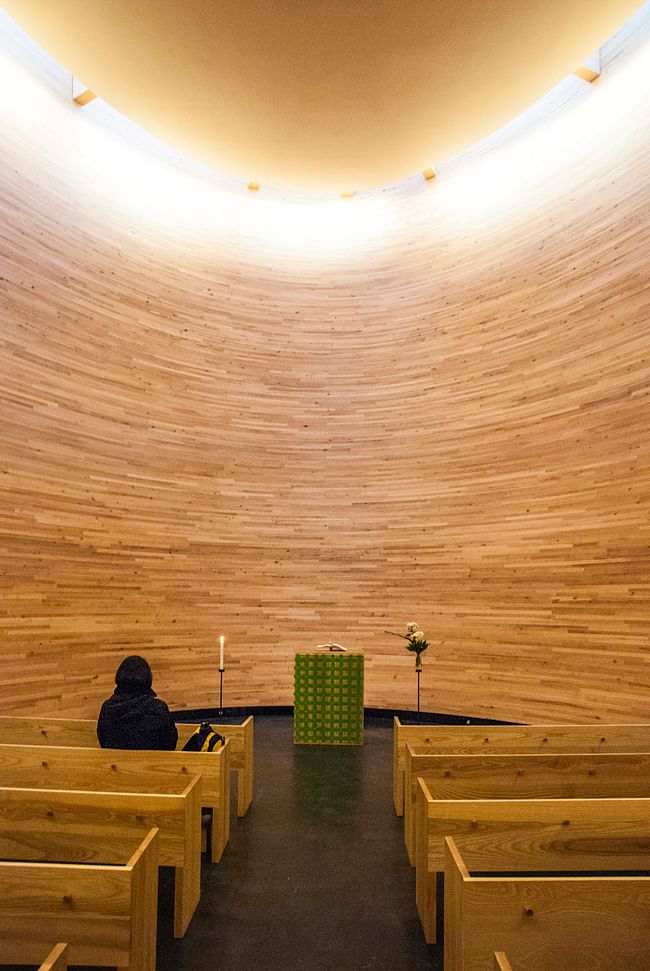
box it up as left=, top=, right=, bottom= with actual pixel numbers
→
left=97, top=654, right=178, bottom=750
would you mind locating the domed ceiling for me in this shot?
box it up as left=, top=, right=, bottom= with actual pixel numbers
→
left=2, top=0, right=643, bottom=191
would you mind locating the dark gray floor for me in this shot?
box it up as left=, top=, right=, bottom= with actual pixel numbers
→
left=158, top=715, right=439, bottom=971
left=2, top=716, right=440, bottom=970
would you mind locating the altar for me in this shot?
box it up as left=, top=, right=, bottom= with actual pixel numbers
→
left=293, top=652, right=364, bottom=745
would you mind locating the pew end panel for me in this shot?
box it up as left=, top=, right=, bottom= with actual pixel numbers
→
left=415, top=776, right=438, bottom=943
left=393, top=716, right=404, bottom=816
left=237, top=715, right=254, bottom=816
left=207, top=738, right=231, bottom=862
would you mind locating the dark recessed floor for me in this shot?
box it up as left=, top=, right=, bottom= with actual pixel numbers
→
left=3, top=715, right=441, bottom=971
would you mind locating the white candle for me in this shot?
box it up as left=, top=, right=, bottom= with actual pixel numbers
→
left=219, top=635, right=225, bottom=670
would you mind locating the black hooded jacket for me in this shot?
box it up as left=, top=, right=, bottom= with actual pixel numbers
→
left=97, top=686, right=178, bottom=750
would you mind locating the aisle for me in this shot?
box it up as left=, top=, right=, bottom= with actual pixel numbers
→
left=158, top=715, right=440, bottom=970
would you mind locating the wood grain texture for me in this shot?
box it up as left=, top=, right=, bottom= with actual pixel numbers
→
left=0, top=739, right=231, bottom=862
left=0, top=13, right=649, bottom=722
left=0, top=714, right=255, bottom=816
left=0, top=827, right=159, bottom=970
left=393, top=718, right=650, bottom=814
left=404, top=749, right=650, bottom=862
left=444, top=836, right=650, bottom=971
left=416, top=789, right=650, bottom=943
left=0, top=778, right=201, bottom=938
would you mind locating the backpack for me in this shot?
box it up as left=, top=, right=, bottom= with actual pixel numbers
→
left=182, top=721, right=224, bottom=752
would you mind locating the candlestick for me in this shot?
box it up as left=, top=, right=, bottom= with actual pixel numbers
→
left=219, top=635, right=225, bottom=671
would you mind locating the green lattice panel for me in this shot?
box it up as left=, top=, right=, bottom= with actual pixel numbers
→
left=293, top=653, right=364, bottom=745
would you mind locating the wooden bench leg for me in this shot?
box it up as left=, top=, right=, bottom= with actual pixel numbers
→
left=173, top=864, right=200, bottom=938
left=237, top=766, right=253, bottom=816
left=211, top=810, right=226, bottom=863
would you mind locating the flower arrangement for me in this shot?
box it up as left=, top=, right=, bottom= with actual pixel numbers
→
left=385, top=621, right=429, bottom=669
left=405, top=621, right=429, bottom=669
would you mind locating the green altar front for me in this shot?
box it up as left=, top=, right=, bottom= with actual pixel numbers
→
left=293, top=653, right=364, bottom=745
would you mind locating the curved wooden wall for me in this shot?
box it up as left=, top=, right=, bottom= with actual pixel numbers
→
left=0, top=11, right=648, bottom=721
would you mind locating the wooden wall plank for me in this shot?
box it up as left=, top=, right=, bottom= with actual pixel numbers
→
left=0, top=11, right=649, bottom=721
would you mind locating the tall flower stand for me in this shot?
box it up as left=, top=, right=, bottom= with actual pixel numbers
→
left=415, top=657, right=422, bottom=713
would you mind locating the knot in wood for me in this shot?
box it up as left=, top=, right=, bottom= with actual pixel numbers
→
left=41, top=760, right=48, bottom=768
left=562, top=819, right=570, bottom=826
left=62, top=895, right=74, bottom=908
left=110, top=764, right=117, bottom=771
left=524, top=907, right=534, bottom=917
left=46, top=809, right=54, bottom=818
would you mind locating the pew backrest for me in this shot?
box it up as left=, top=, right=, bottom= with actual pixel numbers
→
left=404, top=747, right=650, bottom=862
left=393, top=716, right=650, bottom=815
left=0, top=777, right=200, bottom=864
left=417, top=786, right=650, bottom=872
left=0, top=739, right=231, bottom=863
left=0, top=713, right=253, bottom=815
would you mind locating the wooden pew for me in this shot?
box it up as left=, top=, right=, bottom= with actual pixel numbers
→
left=0, top=827, right=158, bottom=970
left=0, top=739, right=231, bottom=863
left=404, top=747, right=650, bottom=862
left=0, top=713, right=254, bottom=817
left=444, top=834, right=650, bottom=971
left=415, top=787, right=650, bottom=943
left=494, top=954, right=513, bottom=971
left=39, top=943, right=68, bottom=971
left=393, top=717, right=650, bottom=815
left=0, top=775, right=201, bottom=938
left=176, top=718, right=253, bottom=816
